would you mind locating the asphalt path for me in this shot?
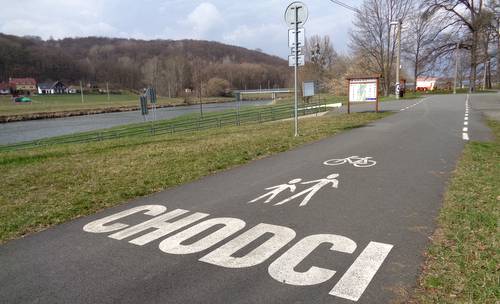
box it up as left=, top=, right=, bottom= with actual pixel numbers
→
left=0, top=99, right=272, bottom=145
left=0, top=94, right=496, bottom=303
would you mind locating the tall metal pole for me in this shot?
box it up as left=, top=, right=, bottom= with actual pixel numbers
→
left=453, top=43, right=459, bottom=94
left=395, top=19, right=402, bottom=99
left=199, top=81, right=203, bottom=118
left=294, top=6, right=299, bottom=137
left=80, top=81, right=84, bottom=103
left=106, top=81, right=110, bottom=102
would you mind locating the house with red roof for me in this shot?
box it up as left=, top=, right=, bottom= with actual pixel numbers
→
left=9, top=77, right=37, bottom=96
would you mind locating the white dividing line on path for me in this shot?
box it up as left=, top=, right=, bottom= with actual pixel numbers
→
left=400, top=98, right=427, bottom=112
left=463, top=95, right=470, bottom=141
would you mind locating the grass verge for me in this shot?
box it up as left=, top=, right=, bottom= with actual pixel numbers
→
left=0, top=94, right=233, bottom=117
left=0, top=112, right=389, bottom=243
left=413, top=120, right=499, bottom=303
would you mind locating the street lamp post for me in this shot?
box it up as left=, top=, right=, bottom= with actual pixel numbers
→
left=453, top=43, right=460, bottom=94
left=390, top=20, right=402, bottom=99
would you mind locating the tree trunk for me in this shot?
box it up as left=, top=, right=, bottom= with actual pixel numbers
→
left=497, top=20, right=500, bottom=87
left=469, top=30, right=478, bottom=93
left=487, top=60, right=492, bottom=89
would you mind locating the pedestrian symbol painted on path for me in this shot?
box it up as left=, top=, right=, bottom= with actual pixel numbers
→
left=249, top=179, right=302, bottom=204
left=250, top=174, right=339, bottom=207
left=275, top=174, right=339, bottom=207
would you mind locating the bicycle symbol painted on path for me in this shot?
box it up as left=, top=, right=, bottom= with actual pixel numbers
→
left=323, top=156, right=376, bottom=168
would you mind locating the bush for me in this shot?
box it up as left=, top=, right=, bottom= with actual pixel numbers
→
left=206, top=78, right=231, bottom=97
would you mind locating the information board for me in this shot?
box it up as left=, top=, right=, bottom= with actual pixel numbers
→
left=349, top=79, right=377, bottom=102
left=303, top=81, right=315, bottom=97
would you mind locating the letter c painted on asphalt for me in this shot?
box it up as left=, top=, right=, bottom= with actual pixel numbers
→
left=83, top=205, right=167, bottom=233
left=268, top=234, right=357, bottom=286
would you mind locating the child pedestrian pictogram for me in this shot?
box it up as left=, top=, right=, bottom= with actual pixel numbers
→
left=274, top=174, right=339, bottom=207
left=248, top=179, right=302, bottom=204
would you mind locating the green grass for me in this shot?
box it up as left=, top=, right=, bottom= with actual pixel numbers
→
left=0, top=93, right=233, bottom=116
left=0, top=112, right=390, bottom=243
left=414, top=120, right=500, bottom=303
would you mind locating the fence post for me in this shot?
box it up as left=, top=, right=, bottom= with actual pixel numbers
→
left=271, top=108, right=274, bottom=121
left=218, top=118, right=222, bottom=128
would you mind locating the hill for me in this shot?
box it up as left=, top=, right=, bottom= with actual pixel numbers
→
left=0, top=34, right=289, bottom=96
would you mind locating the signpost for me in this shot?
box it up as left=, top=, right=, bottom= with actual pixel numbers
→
left=347, top=76, right=380, bottom=114
left=285, top=1, right=308, bottom=137
left=140, top=95, right=149, bottom=121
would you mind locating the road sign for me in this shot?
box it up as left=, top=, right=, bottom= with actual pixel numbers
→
left=140, top=96, right=148, bottom=116
left=289, top=55, right=305, bottom=67
left=288, top=28, right=305, bottom=48
left=303, top=81, right=315, bottom=97
left=284, top=2, right=308, bottom=28
left=148, top=87, right=157, bottom=104
left=290, top=46, right=303, bottom=55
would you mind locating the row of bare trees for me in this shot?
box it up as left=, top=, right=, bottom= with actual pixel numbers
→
left=0, top=35, right=290, bottom=97
left=303, top=0, right=499, bottom=95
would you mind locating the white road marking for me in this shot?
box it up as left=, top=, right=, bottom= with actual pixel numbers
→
left=109, top=209, right=210, bottom=246
left=275, top=174, right=339, bottom=207
left=83, top=205, right=166, bottom=233
left=324, top=156, right=377, bottom=168
left=200, top=223, right=296, bottom=268
left=84, top=205, right=395, bottom=300
left=462, top=95, right=470, bottom=141
left=268, top=234, right=356, bottom=286
left=159, top=217, right=246, bottom=254
left=330, top=242, right=393, bottom=302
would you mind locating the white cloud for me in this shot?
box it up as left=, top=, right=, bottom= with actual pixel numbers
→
left=0, top=0, right=116, bottom=39
left=0, top=0, right=364, bottom=57
left=184, top=2, right=223, bottom=38
left=223, top=23, right=285, bottom=56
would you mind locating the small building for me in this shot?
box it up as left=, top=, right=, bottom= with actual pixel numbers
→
left=0, top=82, right=10, bottom=95
left=416, top=77, right=438, bottom=91
left=67, top=86, right=78, bottom=94
left=9, top=78, right=37, bottom=96
left=37, top=81, right=68, bottom=94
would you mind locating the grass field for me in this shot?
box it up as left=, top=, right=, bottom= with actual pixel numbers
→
left=0, top=93, right=233, bottom=116
left=414, top=120, right=499, bottom=303
left=0, top=111, right=389, bottom=244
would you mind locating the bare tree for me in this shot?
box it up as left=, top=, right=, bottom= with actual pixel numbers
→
left=350, top=0, right=413, bottom=95
left=424, top=0, right=493, bottom=92
left=403, top=8, right=456, bottom=88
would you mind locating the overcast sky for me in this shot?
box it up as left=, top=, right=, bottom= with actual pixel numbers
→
left=0, top=0, right=363, bottom=58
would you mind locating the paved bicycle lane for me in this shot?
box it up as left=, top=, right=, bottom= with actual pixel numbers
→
left=0, top=95, right=469, bottom=303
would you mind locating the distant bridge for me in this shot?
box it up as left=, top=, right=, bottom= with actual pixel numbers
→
left=234, top=88, right=293, bottom=101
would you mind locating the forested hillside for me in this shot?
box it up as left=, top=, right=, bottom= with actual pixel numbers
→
left=0, top=34, right=289, bottom=96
